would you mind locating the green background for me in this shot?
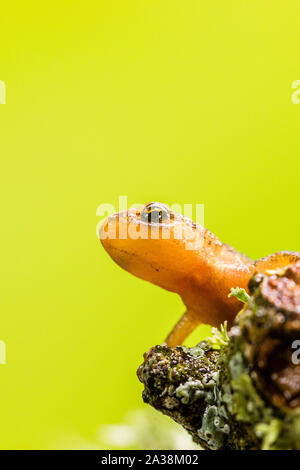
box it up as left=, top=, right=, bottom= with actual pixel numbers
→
left=1, top=0, right=300, bottom=448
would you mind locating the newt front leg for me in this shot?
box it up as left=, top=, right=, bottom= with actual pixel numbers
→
left=165, top=310, right=200, bottom=348
left=99, top=202, right=300, bottom=346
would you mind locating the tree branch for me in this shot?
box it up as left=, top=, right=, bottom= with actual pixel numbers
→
left=138, top=262, right=300, bottom=450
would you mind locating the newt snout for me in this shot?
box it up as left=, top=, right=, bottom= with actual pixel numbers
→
left=100, top=202, right=300, bottom=347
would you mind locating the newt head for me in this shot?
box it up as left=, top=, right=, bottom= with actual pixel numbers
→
left=99, top=202, right=205, bottom=294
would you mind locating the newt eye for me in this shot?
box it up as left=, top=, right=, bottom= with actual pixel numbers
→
left=140, top=203, right=170, bottom=224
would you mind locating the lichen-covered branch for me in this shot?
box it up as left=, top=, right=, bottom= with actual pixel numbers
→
left=138, top=262, right=300, bottom=450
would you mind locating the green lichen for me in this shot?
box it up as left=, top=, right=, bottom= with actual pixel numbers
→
left=207, top=321, right=229, bottom=349
left=256, top=419, right=282, bottom=450
left=228, top=287, right=249, bottom=304
left=226, top=351, right=267, bottom=422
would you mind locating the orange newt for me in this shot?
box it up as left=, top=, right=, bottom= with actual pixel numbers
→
left=99, top=202, right=300, bottom=347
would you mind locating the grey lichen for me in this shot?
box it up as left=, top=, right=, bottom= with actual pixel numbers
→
left=198, top=405, right=230, bottom=450
left=138, top=342, right=226, bottom=449
left=176, top=372, right=229, bottom=449
left=176, top=380, right=209, bottom=405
